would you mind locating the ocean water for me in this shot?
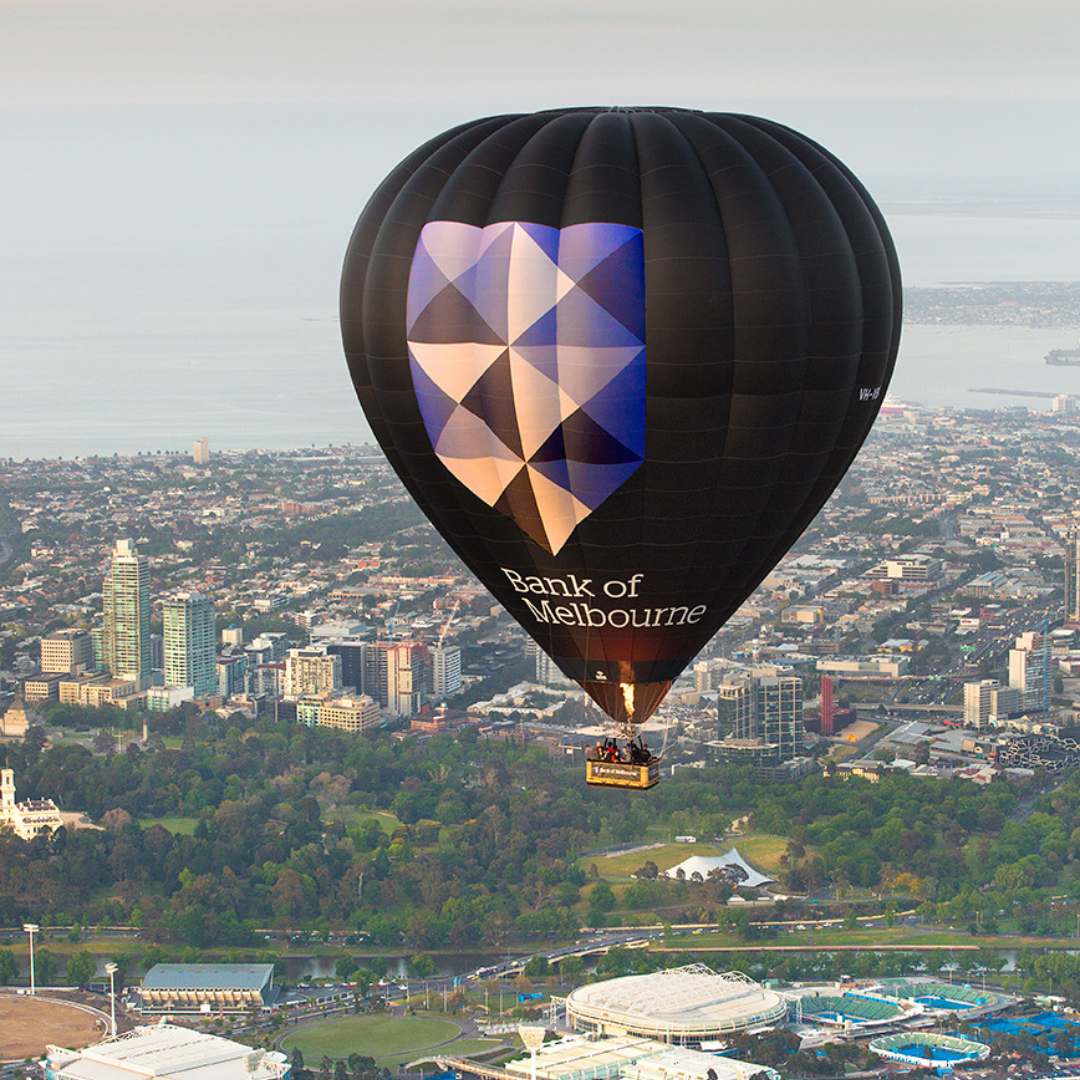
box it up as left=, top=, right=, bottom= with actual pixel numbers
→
left=3, top=207, right=1080, bottom=460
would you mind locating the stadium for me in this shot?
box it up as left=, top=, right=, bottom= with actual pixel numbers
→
left=795, top=991, right=914, bottom=1030
left=561, top=965, right=788, bottom=1044
left=877, top=980, right=1000, bottom=1012
left=868, top=1031, right=990, bottom=1067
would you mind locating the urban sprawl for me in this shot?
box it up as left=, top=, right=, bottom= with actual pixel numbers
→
left=11, top=401, right=1080, bottom=1078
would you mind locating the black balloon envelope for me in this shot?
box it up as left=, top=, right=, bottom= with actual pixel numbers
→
left=341, top=107, right=901, bottom=728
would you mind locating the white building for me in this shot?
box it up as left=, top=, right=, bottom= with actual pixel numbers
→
left=43, top=1024, right=289, bottom=1080
left=40, top=628, right=94, bottom=675
left=431, top=644, right=462, bottom=698
left=283, top=647, right=342, bottom=700
left=1008, top=630, right=1050, bottom=711
left=0, top=768, right=63, bottom=841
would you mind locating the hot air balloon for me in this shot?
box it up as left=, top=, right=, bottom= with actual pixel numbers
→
left=341, top=108, right=901, bottom=790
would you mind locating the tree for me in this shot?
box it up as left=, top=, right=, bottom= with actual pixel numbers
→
left=408, top=953, right=437, bottom=978
left=0, top=949, right=18, bottom=985
left=66, top=951, right=96, bottom=987
left=587, top=881, right=616, bottom=925
left=35, top=948, right=59, bottom=986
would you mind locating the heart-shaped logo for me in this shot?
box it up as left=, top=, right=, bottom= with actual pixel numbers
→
left=406, top=220, right=646, bottom=554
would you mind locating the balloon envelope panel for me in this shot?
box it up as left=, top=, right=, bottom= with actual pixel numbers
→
left=341, top=107, right=901, bottom=724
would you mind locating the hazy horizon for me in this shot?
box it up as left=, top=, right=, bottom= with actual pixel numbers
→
left=4, top=1, right=1080, bottom=459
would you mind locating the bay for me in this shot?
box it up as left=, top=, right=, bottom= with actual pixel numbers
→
left=5, top=213, right=1080, bottom=459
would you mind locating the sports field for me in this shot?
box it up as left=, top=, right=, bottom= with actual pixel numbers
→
left=282, top=1016, right=460, bottom=1062
left=0, top=994, right=106, bottom=1059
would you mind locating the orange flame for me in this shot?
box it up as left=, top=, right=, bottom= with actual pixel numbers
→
left=621, top=682, right=635, bottom=721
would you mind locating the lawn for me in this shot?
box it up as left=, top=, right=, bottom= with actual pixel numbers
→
left=140, top=815, right=199, bottom=835
left=581, top=843, right=728, bottom=878
left=323, top=807, right=401, bottom=834
left=579, top=835, right=801, bottom=879
left=281, top=1016, right=460, bottom=1060
left=401, top=1038, right=502, bottom=1068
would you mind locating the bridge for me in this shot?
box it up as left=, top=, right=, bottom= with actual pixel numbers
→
left=853, top=702, right=963, bottom=716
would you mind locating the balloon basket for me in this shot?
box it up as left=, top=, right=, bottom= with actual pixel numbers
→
left=586, top=759, right=660, bottom=790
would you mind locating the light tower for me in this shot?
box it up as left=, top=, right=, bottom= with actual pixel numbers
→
left=23, top=923, right=38, bottom=994
left=105, top=962, right=118, bottom=1035
left=519, top=1025, right=545, bottom=1080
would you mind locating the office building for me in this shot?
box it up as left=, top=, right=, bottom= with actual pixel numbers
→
left=221, top=625, right=244, bottom=648
left=963, top=679, right=999, bottom=729
left=216, top=655, right=249, bottom=700
left=1008, top=630, right=1050, bottom=712
left=21, top=673, right=64, bottom=704
left=147, top=685, right=195, bottom=712
left=693, top=658, right=726, bottom=692
left=296, top=694, right=381, bottom=735
left=283, top=647, right=341, bottom=699
left=251, top=632, right=290, bottom=661
left=102, top=538, right=151, bottom=687
left=526, top=640, right=574, bottom=687
left=1067, top=531, right=1080, bottom=627
left=192, top=436, right=210, bottom=465
left=163, top=591, right=217, bottom=697
left=711, top=668, right=804, bottom=766
left=717, top=680, right=752, bottom=740
left=386, top=642, right=426, bottom=716
left=430, top=644, right=462, bottom=698
left=40, top=628, right=94, bottom=675
left=820, top=674, right=835, bottom=736
left=364, top=641, right=426, bottom=714
left=324, top=638, right=368, bottom=695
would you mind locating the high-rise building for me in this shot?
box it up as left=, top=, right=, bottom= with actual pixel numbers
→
left=431, top=644, right=462, bottom=699
left=163, top=591, right=217, bottom=697
left=325, top=639, right=368, bottom=695
left=525, top=640, right=573, bottom=687
left=1008, top=630, right=1050, bottom=712
left=1066, top=531, right=1080, bottom=627
left=820, top=674, right=835, bottom=737
left=283, top=647, right=342, bottom=699
left=216, top=654, right=248, bottom=700
left=963, top=679, right=999, bottom=729
left=193, top=436, right=210, bottom=465
left=693, top=657, right=726, bottom=692
left=102, top=538, right=151, bottom=687
left=251, top=632, right=289, bottom=661
left=756, top=672, right=804, bottom=761
left=386, top=642, right=426, bottom=716
left=40, top=628, right=94, bottom=675
left=712, top=668, right=803, bottom=763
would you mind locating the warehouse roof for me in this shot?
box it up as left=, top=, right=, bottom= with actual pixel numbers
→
left=141, top=963, right=274, bottom=992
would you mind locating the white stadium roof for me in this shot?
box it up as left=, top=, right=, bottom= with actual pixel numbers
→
left=663, top=847, right=774, bottom=889
left=565, top=964, right=788, bottom=1040
left=502, top=1035, right=778, bottom=1080
left=43, top=1024, right=290, bottom=1080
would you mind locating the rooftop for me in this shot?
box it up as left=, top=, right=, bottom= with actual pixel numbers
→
left=141, top=963, right=274, bottom=992
left=43, top=1024, right=289, bottom=1080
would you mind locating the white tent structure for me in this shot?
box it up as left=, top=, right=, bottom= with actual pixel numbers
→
left=663, top=847, right=773, bottom=888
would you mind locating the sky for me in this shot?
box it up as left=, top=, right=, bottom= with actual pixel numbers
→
left=3, top=0, right=1080, bottom=457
